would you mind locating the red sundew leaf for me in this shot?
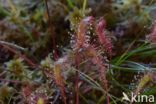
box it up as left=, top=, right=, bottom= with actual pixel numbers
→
left=96, top=18, right=112, bottom=57
left=76, top=16, right=94, bottom=48
left=87, top=46, right=110, bottom=104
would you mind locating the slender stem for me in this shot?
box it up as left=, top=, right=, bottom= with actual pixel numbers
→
left=0, top=41, right=25, bottom=51
left=75, top=72, right=79, bottom=104
left=75, top=54, right=80, bottom=104
left=82, top=0, right=87, bottom=16
left=44, top=0, right=58, bottom=61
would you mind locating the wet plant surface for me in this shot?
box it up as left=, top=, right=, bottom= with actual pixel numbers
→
left=0, top=0, right=156, bottom=104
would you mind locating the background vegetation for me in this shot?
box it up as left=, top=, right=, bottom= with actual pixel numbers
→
left=0, top=0, right=156, bottom=104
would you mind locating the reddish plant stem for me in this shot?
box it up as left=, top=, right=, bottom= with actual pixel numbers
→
left=97, top=61, right=110, bottom=104
left=75, top=54, right=80, bottom=104
left=75, top=72, right=79, bottom=104
left=45, top=0, right=58, bottom=61
left=0, top=78, right=22, bottom=84
left=60, top=85, right=67, bottom=104
left=0, top=44, right=37, bottom=67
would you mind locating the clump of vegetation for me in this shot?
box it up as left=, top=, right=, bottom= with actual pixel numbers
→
left=0, top=0, right=156, bottom=104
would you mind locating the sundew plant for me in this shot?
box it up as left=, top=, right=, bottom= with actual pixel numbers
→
left=0, top=0, right=156, bottom=104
